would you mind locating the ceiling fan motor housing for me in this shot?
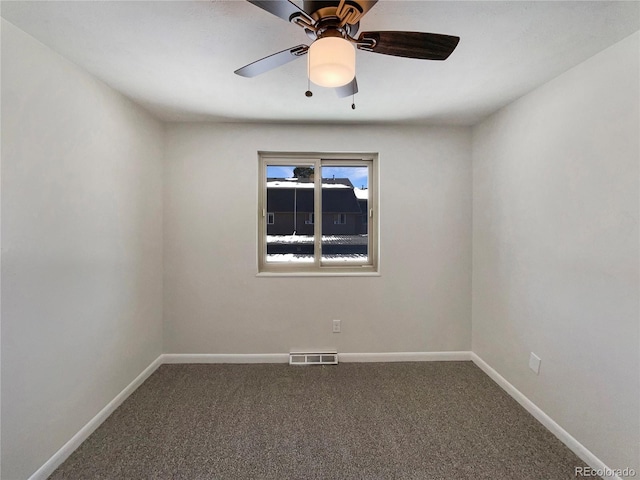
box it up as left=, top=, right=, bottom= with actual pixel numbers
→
left=303, top=1, right=363, bottom=40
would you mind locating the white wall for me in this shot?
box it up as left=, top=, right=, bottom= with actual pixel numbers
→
left=472, top=31, right=639, bottom=476
left=1, top=20, right=164, bottom=479
left=163, top=123, right=472, bottom=354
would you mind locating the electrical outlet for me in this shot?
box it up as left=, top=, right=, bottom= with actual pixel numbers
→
left=529, top=352, right=541, bottom=375
left=332, top=319, right=341, bottom=333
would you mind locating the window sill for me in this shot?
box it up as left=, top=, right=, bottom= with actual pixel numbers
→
left=256, top=271, right=381, bottom=278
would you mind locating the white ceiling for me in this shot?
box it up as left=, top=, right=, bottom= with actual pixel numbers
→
left=2, top=1, right=638, bottom=125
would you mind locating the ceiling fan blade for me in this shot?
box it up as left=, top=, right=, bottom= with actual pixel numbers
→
left=357, top=31, right=460, bottom=60
left=335, top=77, right=358, bottom=98
left=247, top=0, right=316, bottom=25
left=234, top=45, right=309, bottom=78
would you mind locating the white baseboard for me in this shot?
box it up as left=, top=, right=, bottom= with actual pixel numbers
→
left=339, top=351, right=472, bottom=362
left=161, top=351, right=472, bottom=364
left=470, top=353, right=621, bottom=480
left=161, top=353, right=290, bottom=364
left=28, top=355, right=164, bottom=480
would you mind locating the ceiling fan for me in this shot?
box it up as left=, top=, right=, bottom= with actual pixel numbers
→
left=234, top=0, right=460, bottom=99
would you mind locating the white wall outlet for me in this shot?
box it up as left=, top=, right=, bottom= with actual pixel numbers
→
left=529, top=352, right=541, bottom=375
left=332, top=319, right=341, bottom=333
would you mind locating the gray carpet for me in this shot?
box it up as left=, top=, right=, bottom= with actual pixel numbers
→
left=49, top=362, right=596, bottom=479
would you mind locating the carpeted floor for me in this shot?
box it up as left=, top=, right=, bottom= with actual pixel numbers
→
left=49, top=362, right=596, bottom=479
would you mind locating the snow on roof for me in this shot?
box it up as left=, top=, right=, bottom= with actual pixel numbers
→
left=354, top=188, right=368, bottom=200
left=267, top=182, right=351, bottom=189
left=267, top=234, right=368, bottom=245
left=267, top=177, right=353, bottom=189
left=267, top=181, right=314, bottom=188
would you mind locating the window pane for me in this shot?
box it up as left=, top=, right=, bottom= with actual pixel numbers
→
left=320, top=165, right=368, bottom=263
left=266, top=165, right=315, bottom=263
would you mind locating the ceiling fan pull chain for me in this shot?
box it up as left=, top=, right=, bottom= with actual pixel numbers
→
left=352, top=93, right=356, bottom=110
left=305, top=60, right=313, bottom=97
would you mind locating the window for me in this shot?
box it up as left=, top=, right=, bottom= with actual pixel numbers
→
left=259, top=152, right=378, bottom=274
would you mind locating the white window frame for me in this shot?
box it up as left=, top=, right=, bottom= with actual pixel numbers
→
left=258, top=151, right=379, bottom=275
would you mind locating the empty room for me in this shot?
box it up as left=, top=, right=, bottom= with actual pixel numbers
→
left=1, top=1, right=638, bottom=479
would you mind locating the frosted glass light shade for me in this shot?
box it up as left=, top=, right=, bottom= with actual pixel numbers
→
left=308, top=37, right=355, bottom=88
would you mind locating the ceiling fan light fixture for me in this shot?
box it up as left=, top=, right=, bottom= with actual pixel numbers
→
left=308, top=37, right=355, bottom=88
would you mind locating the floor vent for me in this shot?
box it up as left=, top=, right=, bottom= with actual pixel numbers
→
left=289, top=351, right=338, bottom=365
